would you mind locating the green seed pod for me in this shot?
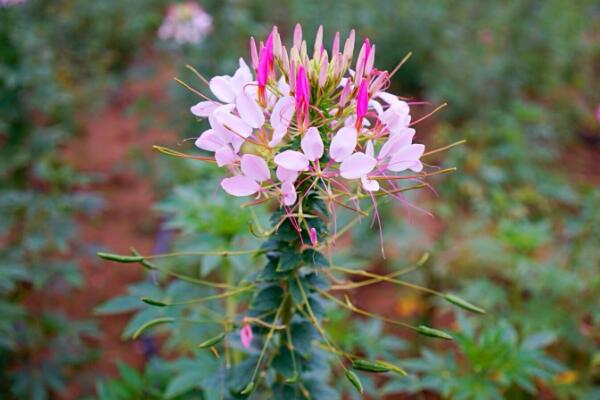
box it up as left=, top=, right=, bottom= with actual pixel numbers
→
left=352, top=359, right=390, bottom=373
left=417, top=325, right=453, bottom=340
left=444, top=294, right=486, bottom=314
left=141, top=297, right=167, bottom=307
left=97, top=252, right=144, bottom=263
left=240, top=381, right=255, bottom=396
left=130, top=248, right=156, bottom=270
left=345, top=370, right=363, bottom=394
left=132, top=317, right=175, bottom=339
left=198, top=332, right=226, bottom=348
left=374, top=360, right=407, bottom=376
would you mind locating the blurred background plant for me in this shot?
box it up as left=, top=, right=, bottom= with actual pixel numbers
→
left=2, top=0, right=600, bottom=398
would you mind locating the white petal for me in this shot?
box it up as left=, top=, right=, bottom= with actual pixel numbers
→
left=276, top=165, right=299, bottom=182
left=361, top=175, right=380, bottom=192
left=215, top=106, right=253, bottom=138
left=221, top=175, right=260, bottom=197
left=271, top=96, right=295, bottom=128
left=329, top=127, right=357, bottom=162
left=191, top=101, right=219, bottom=117
left=378, top=91, right=400, bottom=105
left=273, top=150, right=309, bottom=171
left=230, top=58, right=253, bottom=93
left=301, top=127, right=324, bottom=161
left=195, top=129, right=227, bottom=152
left=236, top=90, right=265, bottom=129
left=209, top=76, right=235, bottom=103
left=339, top=152, right=376, bottom=179
left=240, top=154, right=270, bottom=182
left=269, top=125, right=287, bottom=148
left=215, top=146, right=237, bottom=166
left=387, top=144, right=425, bottom=172
left=281, top=180, right=297, bottom=206
left=379, top=128, right=416, bottom=160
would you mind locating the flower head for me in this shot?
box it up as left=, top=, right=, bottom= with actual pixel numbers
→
left=158, top=2, right=212, bottom=45
left=188, top=24, right=442, bottom=238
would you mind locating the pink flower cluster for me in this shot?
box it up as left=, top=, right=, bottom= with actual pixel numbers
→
left=191, top=24, right=425, bottom=212
left=158, top=2, right=212, bottom=45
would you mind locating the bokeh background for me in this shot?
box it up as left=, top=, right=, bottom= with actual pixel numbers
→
left=1, top=1, right=599, bottom=399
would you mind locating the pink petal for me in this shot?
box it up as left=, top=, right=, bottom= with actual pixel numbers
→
left=300, top=127, right=324, bottom=161
left=379, top=128, right=415, bottom=160
left=191, top=101, right=219, bottom=117
left=339, top=152, right=376, bottom=179
left=240, top=324, right=253, bottom=349
left=221, top=175, right=260, bottom=197
left=378, top=91, right=400, bottom=105
left=195, top=129, right=227, bottom=152
left=241, top=154, right=270, bottom=182
left=236, top=90, right=265, bottom=129
left=209, top=76, right=235, bottom=103
left=387, top=144, right=425, bottom=172
left=365, top=140, right=375, bottom=158
left=274, top=150, right=309, bottom=172
left=381, top=101, right=411, bottom=133
left=281, top=180, right=297, bottom=206
left=215, top=146, right=237, bottom=167
left=230, top=58, right=253, bottom=93
left=215, top=106, right=253, bottom=138
left=269, top=125, right=287, bottom=148
left=276, top=165, right=299, bottom=183
left=329, top=127, right=357, bottom=162
left=361, top=175, right=380, bottom=192
left=271, top=96, right=295, bottom=128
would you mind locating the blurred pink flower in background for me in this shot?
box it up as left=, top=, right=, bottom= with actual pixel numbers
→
left=240, top=324, right=253, bottom=349
left=596, top=105, right=600, bottom=124
left=158, top=2, right=212, bottom=45
left=0, top=0, right=26, bottom=6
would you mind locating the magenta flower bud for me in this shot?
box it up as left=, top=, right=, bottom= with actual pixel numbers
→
left=295, top=65, right=310, bottom=126
left=356, top=79, right=368, bottom=120
left=309, top=227, right=318, bottom=246
left=240, top=324, right=253, bottom=349
left=257, top=31, right=274, bottom=101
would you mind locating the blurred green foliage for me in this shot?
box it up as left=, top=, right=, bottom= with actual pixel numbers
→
left=0, top=1, right=166, bottom=398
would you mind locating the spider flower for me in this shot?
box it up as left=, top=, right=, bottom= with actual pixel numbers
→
left=0, top=0, right=26, bottom=6
left=190, top=24, right=434, bottom=228
left=158, top=2, right=212, bottom=45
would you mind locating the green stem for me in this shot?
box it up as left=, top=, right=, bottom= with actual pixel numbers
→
left=223, top=255, right=240, bottom=365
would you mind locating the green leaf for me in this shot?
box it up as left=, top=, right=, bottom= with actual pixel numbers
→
left=251, top=285, right=283, bottom=311
left=164, top=370, right=204, bottom=398
left=302, top=249, right=329, bottom=268
left=240, top=381, right=255, bottom=395
left=277, top=249, right=303, bottom=272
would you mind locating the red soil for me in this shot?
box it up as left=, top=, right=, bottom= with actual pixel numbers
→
left=58, top=64, right=176, bottom=399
